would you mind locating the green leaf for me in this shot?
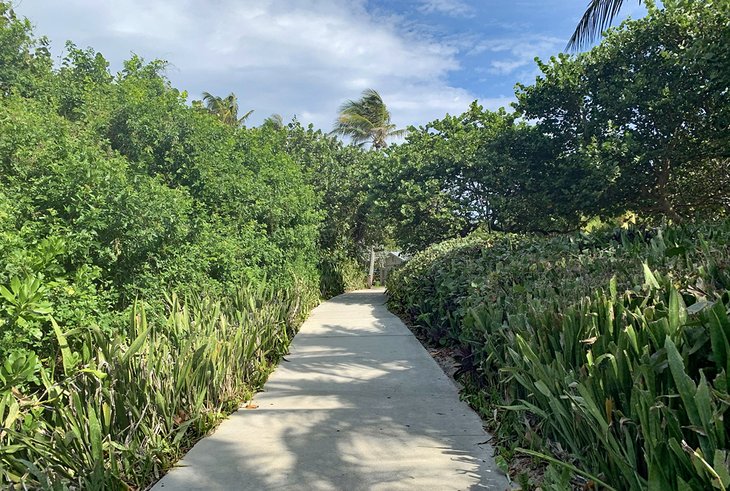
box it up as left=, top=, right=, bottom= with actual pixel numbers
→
left=4, top=399, right=19, bottom=429
left=709, top=302, right=730, bottom=374
left=87, top=403, right=103, bottom=463
left=79, top=368, right=107, bottom=379
left=172, top=419, right=195, bottom=446
left=0, top=285, right=15, bottom=304
left=687, top=300, right=712, bottom=315
left=52, top=317, right=76, bottom=377
left=515, top=447, right=618, bottom=491
left=122, top=326, right=150, bottom=364
left=643, top=263, right=660, bottom=289
left=714, top=450, right=730, bottom=488
left=665, top=338, right=700, bottom=427
left=668, top=286, right=687, bottom=332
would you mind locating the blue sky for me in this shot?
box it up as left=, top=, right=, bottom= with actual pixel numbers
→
left=14, top=0, right=646, bottom=131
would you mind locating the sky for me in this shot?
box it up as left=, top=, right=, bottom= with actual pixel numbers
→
left=13, top=0, right=646, bottom=132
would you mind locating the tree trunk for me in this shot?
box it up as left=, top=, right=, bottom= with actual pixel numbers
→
left=656, top=157, right=682, bottom=222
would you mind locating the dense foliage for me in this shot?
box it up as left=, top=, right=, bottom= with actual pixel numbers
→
left=386, top=2, right=730, bottom=488
left=388, top=220, right=730, bottom=489
left=379, top=0, right=728, bottom=253
left=0, top=3, right=372, bottom=487
left=1, top=0, right=728, bottom=488
left=1, top=285, right=308, bottom=488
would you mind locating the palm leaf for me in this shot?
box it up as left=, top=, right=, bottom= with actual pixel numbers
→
left=567, top=0, right=639, bottom=51
left=331, top=88, right=404, bottom=149
left=201, top=91, right=253, bottom=127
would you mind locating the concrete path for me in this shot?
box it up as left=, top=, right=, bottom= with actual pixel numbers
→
left=153, top=289, right=508, bottom=490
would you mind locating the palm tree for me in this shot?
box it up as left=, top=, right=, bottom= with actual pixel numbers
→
left=568, top=0, right=640, bottom=50
left=263, top=113, right=285, bottom=129
left=201, top=91, right=253, bottom=126
left=332, top=89, right=405, bottom=150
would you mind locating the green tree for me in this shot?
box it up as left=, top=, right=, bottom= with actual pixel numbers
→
left=520, top=0, right=730, bottom=221
left=0, top=3, right=51, bottom=96
left=379, top=103, right=582, bottom=252
left=332, top=88, right=405, bottom=150
left=201, top=91, right=253, bottom=126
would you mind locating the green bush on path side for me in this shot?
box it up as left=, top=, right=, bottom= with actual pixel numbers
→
left=387, top=220, right=730, bottom=490
left=0, top=281, right=316, bottom=489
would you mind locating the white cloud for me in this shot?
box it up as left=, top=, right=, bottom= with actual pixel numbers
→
left=418, top=0, right=474, bottom=18
left=490, top=59, right=530, bottom=75
left=16, top=0, right=476, bottom=130
left=471, top=35, right=564, bottom=76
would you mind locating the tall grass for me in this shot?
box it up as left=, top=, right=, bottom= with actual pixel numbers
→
left=0, top=281, right=317, bottom=489
left=388, top=220, right=730, bottom=489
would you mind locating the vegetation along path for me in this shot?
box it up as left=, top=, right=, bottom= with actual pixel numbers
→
left=153, top=289, right=508, bottom=490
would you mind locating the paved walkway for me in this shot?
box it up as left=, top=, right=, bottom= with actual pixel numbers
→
left=153, top=289, right=508, bottom=490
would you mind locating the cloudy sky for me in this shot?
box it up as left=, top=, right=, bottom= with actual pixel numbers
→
left=14, top=0, right=646, bottom=131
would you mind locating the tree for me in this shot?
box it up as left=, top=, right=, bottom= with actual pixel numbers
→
left=332, top=88, right=405, bottom=150
left=0, top=3, right=52, bottom=96
left=201, top=91, right=253, bottom=126
left=378, top=103, right=581, bottom=252
left=522, top=0, right=730, bottom=221
left=263, top=113, right=284, bottom=129
left=568, top=0, right=636, bottom=50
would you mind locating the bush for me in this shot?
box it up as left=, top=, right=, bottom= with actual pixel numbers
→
left=319, top=252, right=367, bottom=298
left=0, top=8, right=346, bottom=488
left=0, top=282, right=316, bottom=488
left=387, top=220, right=730, bottom=489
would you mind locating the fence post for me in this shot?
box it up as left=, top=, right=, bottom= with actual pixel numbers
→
left=367, top=245, right=375, bottom=288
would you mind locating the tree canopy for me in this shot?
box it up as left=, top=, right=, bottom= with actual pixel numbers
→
left=374, top=0, right=728, bottom=252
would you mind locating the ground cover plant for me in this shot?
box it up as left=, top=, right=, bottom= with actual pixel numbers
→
left=385, top=5, right=730, bottom=485
left=387, top=220, right=730, bottom=489
left=0, top=284, right=312, bottom=488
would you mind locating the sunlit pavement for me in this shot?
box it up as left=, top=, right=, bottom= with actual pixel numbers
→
left=153, top=289, right=509, bottom=490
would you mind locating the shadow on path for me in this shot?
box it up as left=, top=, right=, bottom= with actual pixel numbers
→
left=153, top=290, right=508, bottom=491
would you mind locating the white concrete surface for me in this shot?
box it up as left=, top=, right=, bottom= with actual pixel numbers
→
left=152, top=289, right=509, bottom=490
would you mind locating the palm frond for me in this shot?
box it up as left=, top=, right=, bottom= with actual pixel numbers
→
left=567, top=0, right=636, bottom=51
left=263, top=113, right=284, bottom=129
left=331, top=88, right=404, bottom=149
left=238, top=109, right=254, bottom=125
left=201, top=91, right=222, bottom=113
left=200, top=91, right=253, bottom=127
left=387, top=128, right=408, bottom=139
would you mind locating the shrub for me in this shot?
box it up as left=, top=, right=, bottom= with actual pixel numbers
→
left=388, top=220, right=730, bottom=489
left=0, top=282, right=316, bottom=489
